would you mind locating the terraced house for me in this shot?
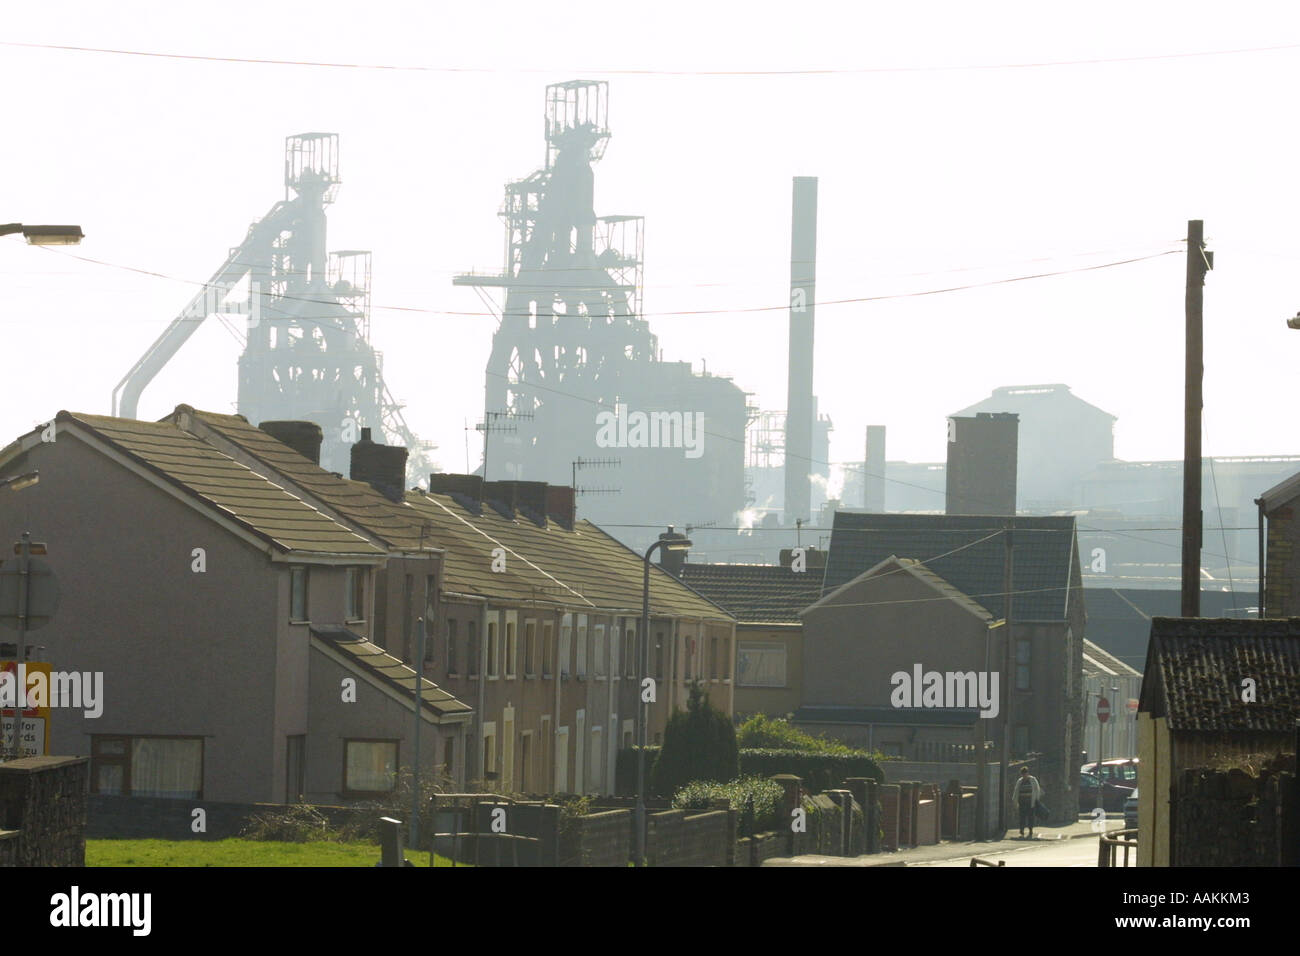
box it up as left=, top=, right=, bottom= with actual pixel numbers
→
left=0, top=407, right=471, bottom=805
left=407, top=474, right=738, bottom=795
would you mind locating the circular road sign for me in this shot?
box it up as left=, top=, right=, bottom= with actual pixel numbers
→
left=1097, top=697, right=1111, bottom=724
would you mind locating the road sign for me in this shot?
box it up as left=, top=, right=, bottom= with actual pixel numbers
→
left=0, top=555, right=60, bottom=631
left=1127, top=698, right=1139, bottom=714
left=0, top=661, right=52, bottom=755
left=1097, top=697, right=1111, bottom=724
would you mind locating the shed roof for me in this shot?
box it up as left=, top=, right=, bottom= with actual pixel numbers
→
left=1139, top=617, right=1300, bottom=732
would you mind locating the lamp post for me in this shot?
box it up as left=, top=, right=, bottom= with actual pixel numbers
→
left=636, top=526, right=691, bottom=867
left=0, top=224, right=84, bottom=245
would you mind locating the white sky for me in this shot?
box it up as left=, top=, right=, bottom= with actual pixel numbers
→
left=4, top=0, right=1300, bottom=480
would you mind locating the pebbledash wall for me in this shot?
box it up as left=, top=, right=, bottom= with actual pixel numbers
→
left=0, top=756, right=88, bottom=867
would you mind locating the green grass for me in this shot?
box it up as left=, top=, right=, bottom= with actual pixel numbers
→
left=86, top=838, right=464, bottom=867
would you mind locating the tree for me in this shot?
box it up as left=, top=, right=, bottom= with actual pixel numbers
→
left=651, top=682, right=738, bottom=796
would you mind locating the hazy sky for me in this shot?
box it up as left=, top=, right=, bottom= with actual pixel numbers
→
left=5, top=1, right=1300, bottom=496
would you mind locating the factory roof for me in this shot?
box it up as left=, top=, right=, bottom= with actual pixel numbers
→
left=1082, top=639, right=1142, bottom=679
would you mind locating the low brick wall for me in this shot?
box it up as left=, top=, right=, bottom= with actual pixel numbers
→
left=734, top=830, right=787, bottom=867
left=646, top=809, right=730, bottom=867
left=879, top=784, right=900, bottom=850
left=0, top=756, right=88, bottom=867
left=559, top=808, right=631, bottom=867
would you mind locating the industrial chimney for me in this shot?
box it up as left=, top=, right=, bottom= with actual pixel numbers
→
left=259, top=420, right=324, bottom=466
left=864, top=425, right=886, bottom=512
left=784, top=176, right=818, bottom=527
left=350, top=427, right=409, bottom=502
left=945, top=413, right=1018, bottom=516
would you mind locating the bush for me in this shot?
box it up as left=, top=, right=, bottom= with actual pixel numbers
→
left=739, top=749, right=884, bottom=793
left=736, top=715, right=861, bottom=755
left=672, top=776, right=783, bottom=832
left=615, top=746, right=661, bottom=796
left=240, top=804, right=340, bottom=843
left=651, top=683, right=738, bottom=797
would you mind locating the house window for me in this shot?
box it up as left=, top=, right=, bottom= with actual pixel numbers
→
left=1013, top=725, right=1030, bottom=757
left=737, top=643, right=787, bottom=687
left=709, top=636, right=718, bottom=679
left=403, top=574, right=414, bottom=661
left=624, top=625, right=636, bottom=678
left=722, top=637, right=731, bottom=679
left=90, top=736, right=204, bottom=799
left=344, top=739, right=398, bottom=794
left=486, top=621, right=499, bottom=676
left=289, top=567, right=308, bottom=622
left=594, top=625, right=606, bottom=677
left=576, top=622, right=589, bottom=677
left=505, top=621, right=518, bottom=678
left=524, top=621, right=536, bottom=677
left=559, top=619, right=572, bottom=677
left=345, top=567, right=366, bottom=621
left=446, top=619, right=458, bottom=675
left=542, top=622, right=554, bottom=678
left=443, top=737, right=455, bottom=777
left=482, top=724, right=497, bottom=781
left=467, top=620, right=479, bottom=676
left=1015, top=639, right=1031, bottom=691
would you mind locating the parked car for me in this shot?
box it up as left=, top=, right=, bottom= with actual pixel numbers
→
left=1081, top=757, right=1139, bottom=788
left=1078, top=770, right=1134, bottom=812
left=1123, top=788, right=1139, bottom=830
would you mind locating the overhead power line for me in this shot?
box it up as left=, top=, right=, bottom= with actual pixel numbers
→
left=5, top=39, right=1300, bottom=75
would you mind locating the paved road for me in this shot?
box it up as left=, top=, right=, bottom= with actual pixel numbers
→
left=915, top=837, right=1130, bottom=867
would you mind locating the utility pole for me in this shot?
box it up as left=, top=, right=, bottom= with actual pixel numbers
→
left=998, top=518, right=1014, bottom=835
left=1182, top=220, right=1212, bottom=617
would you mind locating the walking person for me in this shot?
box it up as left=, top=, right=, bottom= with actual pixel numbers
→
left=1013, top=766, right=1042, bottom=838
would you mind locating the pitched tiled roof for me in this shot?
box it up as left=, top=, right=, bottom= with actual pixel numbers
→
left=311, top=626, right=471, bottom=718
left=403, top=492, right=733, bottom=621
left=802, top=555, right=993, bottom=623
left=1139, top=617, right=1300, bottom=732
left=62, top=412, right=383, bottom=557
left=678, top=563, right=824, bottom=624
left=823, top=512, right=1078, bottom=622
left=177, top=407, right=431, bottom=551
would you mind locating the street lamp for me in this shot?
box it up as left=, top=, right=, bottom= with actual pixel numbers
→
left=636, top=526, right=691, bottom=868
left=0, top=224, right=84, bottom=246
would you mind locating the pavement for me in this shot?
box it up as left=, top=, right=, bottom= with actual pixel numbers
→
left=762, top=814, right=1126, bottom=867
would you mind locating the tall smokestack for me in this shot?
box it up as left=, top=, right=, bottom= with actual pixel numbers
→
left=784, top=176, right=817, bottom=526
left=945, top=413, right=1018, bottom=516
left=864, top=425, right=886, bottom=512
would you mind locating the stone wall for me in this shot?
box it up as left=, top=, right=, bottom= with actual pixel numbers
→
left=1172, top=766, right=1297, bottom=867
left=646, top=809, right=731, bottom=867
left=0, top=756, right=88, bottom=867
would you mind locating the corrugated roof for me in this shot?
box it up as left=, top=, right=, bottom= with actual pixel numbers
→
left=678, top=563, right=824, bottom=624
left=1082, top=639, right=1142, bottom=679
left=823, top=512, right=1078, bottom=622
left=62, top=412, right=383, bottom=556
left=1139, top=617, right=1300, bottom=732
left=178, top=407, right=431, bottom=551
left=311, top=625, right=471, bottom=718
left=403, top=492, right=733, bottom=621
